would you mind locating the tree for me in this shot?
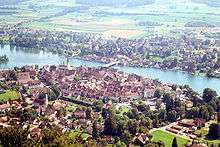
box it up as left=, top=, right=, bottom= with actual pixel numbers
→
left=126, top=108, right=139, bottom=119
left=50, top=86, right=61, bottom=98
left=163, top=93, right=174, bottom=111
left=207, top=123, right=220, bottom=139
left=8, top=70, right=17, bottom=80
left=47, top=89, right=57, bottom=101
left=207, top=105, right=215, bottom=119
left=158, top=109, right=167, bottom=120
left=104, top=110, right=117, bottom=135
left=86, top=107, right=92, bottom=119
left=179, top=106, right=186, bottom=119
left=140, top=116, right=152, bottom=129
left=156, top=100, right=162, bottom=110
left=39, top=92, right=46, bottom=99
left=154, top=89, right=163, bottom=98
left=153, top=115, right=160, bottom=128
left=137, top=103, right=150, bottom=112
left=92, top=121, right=99, bottom=139
left=158, top=140, right=165, bottom=147
left=171, top=85, right=178, bottom=91
left=0, top=126, right=31, bottom=147
left=218, top=102, right=220, bottom=123
left=172, top=137, right=178, bottom=147
left=114, top=138, right=126, bottom=147
left=174, top=98, right=181, bottom=108
left=101, top=108, right=108, bottom=119
left=121, top=130, right=132, bottom=145
left=199, top=105, right=210, bottom=120
left=128, top=120, right=138, bottom=135
left=167, top=110, right=178, bottom=122
left=187, top=107, right=200, bottom=118
left=93, top=100, right=104, bottom=112
left=56, top=108, right=66, bottom=118
left=117, top=116, right=128, bottom=136
left=35, top=64, right=39, bottom=70
left=41, top=128, right=61, bottom=145
left=203, top=88, right=217, bottom=103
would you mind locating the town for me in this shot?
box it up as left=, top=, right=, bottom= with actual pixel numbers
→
left=0, top=0, right=220, bottom=146
left=0, top=64, right=219, bottom=146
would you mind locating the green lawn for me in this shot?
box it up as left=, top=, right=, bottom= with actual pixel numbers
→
left=66, top=106, right=76, bottom=112
left=116, top=105, right=130, bottom=116
left=150, top=56, right=164, bottom=62
left=0, top=90, right=20, bottom=103
left=69, top=128, right=90, bottom=141
left=150, top=130, right=189, bottom=147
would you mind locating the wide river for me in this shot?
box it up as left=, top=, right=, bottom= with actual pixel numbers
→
left=1, top=45, right=220, bottom=94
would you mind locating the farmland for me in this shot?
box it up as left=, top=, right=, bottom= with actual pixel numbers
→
left=0, top=0, right=220, bottom=39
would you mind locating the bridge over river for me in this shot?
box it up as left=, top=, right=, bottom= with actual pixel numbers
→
left=103, top=61, right=120, bottom=68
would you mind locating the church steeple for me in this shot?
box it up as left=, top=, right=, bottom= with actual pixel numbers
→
left=45, top=94, right=48, bottom=109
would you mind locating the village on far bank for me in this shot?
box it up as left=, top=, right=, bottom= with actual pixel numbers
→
left=1, top=27, right=220, bottom=79
left=0, top=64, right=219, bottom=147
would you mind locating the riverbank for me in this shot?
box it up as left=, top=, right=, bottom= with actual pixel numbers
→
left=74, top=56, right=217, bottom=79
left=1, top=45, right=220, bottom=95
left=0, top=27, right=220, bottom=80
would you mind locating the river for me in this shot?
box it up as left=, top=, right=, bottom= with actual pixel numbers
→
left=1, top=45, right=220, bottom=94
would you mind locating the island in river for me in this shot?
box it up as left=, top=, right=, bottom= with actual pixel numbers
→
left=0, top=55, right=9, bottom=64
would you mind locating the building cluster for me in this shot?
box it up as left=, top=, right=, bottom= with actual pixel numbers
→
left=0, top=65, right=162, bottom=143
left=0, top=64, right=214, bottom=145
left=40, top=65, right=159, bottom=101
left=166, top=119, right=206, bottom=139
left=0, top=65, right=105, bottom=140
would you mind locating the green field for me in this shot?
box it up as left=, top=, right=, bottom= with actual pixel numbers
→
left=150, top=130, right=189, bottom=147
left=0, top=90, right=20, bottom=103
left=1, top=0, right=220, bottom=39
